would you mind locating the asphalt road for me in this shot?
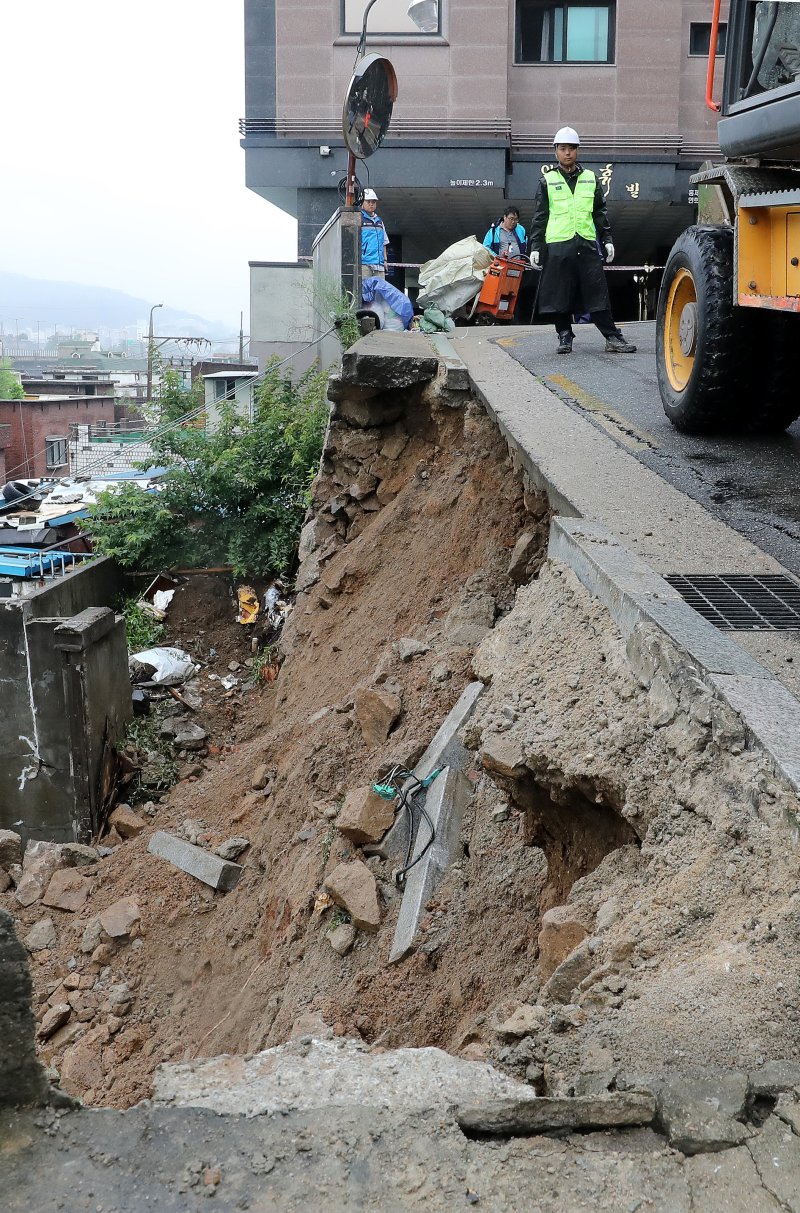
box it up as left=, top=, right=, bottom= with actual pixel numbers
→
left=497, top=321, right=800, bottom=576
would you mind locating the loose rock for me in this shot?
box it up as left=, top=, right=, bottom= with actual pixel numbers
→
left=107, top=805, right=147, bottom=840
left=42, top=869, right=93, bottom=913
left=99, top=897, right=141, bottom=939
left=537, top=906, right=589, bottom=979
left=0, top=829, right=23, bottom=868
left=24, top=917, right=58, bottom=952
left=324, top=860, right=382, bottom=932
left=337, top=786, right=396, bottom=845
left=329, top=923, right=357, bottom=956
left=353, top=687, right=402, bottom=749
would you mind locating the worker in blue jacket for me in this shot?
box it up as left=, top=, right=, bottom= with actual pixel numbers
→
left=361, top=188, right=390, bottom=279
left=483, top=207, right=527, bottom=259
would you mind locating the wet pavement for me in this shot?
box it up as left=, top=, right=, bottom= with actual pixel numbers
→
left=496, top=322, right=800, bottom=576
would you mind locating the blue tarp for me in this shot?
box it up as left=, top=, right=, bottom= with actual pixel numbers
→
left=361, top=277, right=414, bottom=330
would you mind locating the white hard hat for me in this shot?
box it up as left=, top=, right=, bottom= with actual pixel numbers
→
left=363, top=188, right=379, bottom=201
left=553, top=127, right=580, bottom=146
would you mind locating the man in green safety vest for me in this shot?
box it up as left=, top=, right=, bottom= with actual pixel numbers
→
left=529, top=127, right=636, bottom=355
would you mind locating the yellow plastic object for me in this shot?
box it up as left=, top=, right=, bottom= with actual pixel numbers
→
left=236, top=585, right=259, bottom=625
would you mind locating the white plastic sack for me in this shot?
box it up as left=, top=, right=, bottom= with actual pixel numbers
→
left=361, top=297, right=406, bottom=333
left=129, top=646, right=197, bottom=686
left=417, top=236, right=494, bottom=314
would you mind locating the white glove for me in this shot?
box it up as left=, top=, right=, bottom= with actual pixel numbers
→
left=604, top=243, right=615, bottom=264
left=531, top=250, right=540, bottom=266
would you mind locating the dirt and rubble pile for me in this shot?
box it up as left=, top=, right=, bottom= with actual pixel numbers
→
left=4, top=354, right=800, bottom=1119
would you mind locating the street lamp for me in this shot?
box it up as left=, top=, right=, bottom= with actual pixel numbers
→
left=358, top=0, right=438, bottom=51
left=145, top=303, right=163, bottom=404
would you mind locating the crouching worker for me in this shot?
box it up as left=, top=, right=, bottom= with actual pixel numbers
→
left=529, top=127, right=636, bottom=354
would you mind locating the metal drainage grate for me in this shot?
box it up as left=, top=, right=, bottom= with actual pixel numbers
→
left=664, top=573, right=800, bottom=631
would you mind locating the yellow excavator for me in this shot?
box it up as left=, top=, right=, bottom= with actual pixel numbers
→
left=656, top=0, right=800, bottom=432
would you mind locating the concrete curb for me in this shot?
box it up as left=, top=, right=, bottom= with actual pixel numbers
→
left=549, top=517, right=800, bottom=795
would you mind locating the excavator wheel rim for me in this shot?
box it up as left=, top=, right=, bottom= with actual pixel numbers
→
left=663, top=267, right=697, bottom=393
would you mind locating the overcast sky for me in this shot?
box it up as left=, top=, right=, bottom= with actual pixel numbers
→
left=0, top=2, right=297, bottom=330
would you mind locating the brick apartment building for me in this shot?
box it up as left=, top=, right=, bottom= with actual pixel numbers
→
left=241, top=0, right=729, bottom=325
left=0, top=396, right=117, bottom=481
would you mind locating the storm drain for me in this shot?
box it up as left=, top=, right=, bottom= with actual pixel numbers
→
left=665, top=574, right=800, bottom=631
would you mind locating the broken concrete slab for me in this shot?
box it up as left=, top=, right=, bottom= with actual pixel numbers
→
left=389, top=766, right=472, bottom=964
left=340, top=332, right=439, bottom=392
left=148, top=832, right=243, bottom=892
left=746, top=1113, right=800, bottom=1210
left=456, top=1090, right=656, bottom=1136
left=153, top=1037, right=540, bottom=1117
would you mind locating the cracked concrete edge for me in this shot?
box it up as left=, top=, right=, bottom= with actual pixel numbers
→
left=388, top=767, right=472, bottom=965
left=425, top=333, right=471, bottom=391
left=549, top=517, right=800, bottom=797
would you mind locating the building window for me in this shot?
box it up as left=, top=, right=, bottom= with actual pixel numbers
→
left=45, top=436, right=68, bottom=469
left=517, top=1, right=615, bottom=63
left=341, top=0, right=441, bottom=36
left=689, top=22, right=727, bottom=57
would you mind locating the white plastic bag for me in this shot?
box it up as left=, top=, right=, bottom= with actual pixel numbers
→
left=129, top=646, right=197, bottom=686
left=417, top=236, right=494, bottom=314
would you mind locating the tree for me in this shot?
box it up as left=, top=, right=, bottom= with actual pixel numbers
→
left=0, top=358, right=23, bottom=400
left=83, top=360, right=328, bottom=579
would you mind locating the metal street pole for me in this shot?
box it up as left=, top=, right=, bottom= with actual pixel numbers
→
left=146, top=303, right=164, bottom=404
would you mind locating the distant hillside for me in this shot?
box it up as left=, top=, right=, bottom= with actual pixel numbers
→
left=0, top=271, right=234, bottom=340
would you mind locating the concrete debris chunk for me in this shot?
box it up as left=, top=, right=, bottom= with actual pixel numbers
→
left=537, top=906, right=590, bottom=979
left=153, top=1037, right=540, bottom=1116
left=215, top=837, right=250, bottom=862
left=496, top=1004, right=548, bottom=1039
left=0, top=829, right=23, bottom=869
left=544, top=938, right=595, bottom=1004
left=171, top=723, right=207, bottom=751
left=38, top=1003, right=72, bottom=1040
left=748, top=1059, right=800, bottom=1097
left=98, top=897, right=141, bottom=939
left=507, top=530, right=540, bottom=585
left=80, top=917, right=104, bottom=954
left=107, top=805, right=147, bottom=839
left=396, top=637, right=430, bottom=663
left=353, top=687, right=402, bottom=749
left=251, top=764, right=270, bottom=791
left=61, top=843, right=99, bottom=868
left=42, top=869, right=93, bottom=913
left=657, top=1072, right=751, bottom=1154
left=456, top=1090, right=657, bottom=1136
left=337, top=785, right=396, bottom=845
left=148, top=831, right=243, bottom=892
left=323, top=860, right=382, bottom=932
left=14, top=874, right=46, bottom=908
left=23, top=917, right=57, bottom=953
left=480, top=734, right=526, bottom=779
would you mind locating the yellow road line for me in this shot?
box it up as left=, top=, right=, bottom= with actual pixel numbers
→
left=546, top=373, right=656, bottom=452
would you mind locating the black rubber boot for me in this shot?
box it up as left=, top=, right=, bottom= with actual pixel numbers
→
left=557, top=330, right=573, bottom=354
left=605, top=332, right=636, bottom=353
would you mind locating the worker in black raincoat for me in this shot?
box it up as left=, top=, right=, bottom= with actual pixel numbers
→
left=529, top=127, right=636, bottom=354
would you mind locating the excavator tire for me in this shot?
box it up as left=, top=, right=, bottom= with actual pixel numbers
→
left=656, top=225, right=754, bottom=434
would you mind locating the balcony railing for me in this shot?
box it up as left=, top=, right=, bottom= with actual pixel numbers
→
left=240, top=116, right=511, bottom=140
left=241, top=118, right=721, bottom=160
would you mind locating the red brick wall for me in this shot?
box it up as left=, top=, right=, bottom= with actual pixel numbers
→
left=0, top=398, right=115, bottom=481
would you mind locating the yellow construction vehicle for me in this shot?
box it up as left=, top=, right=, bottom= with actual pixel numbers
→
left=656, top=0, right=800, bottom=432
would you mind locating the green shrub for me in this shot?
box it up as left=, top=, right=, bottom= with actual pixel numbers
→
left=83, top=361, right=328, bottom=580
